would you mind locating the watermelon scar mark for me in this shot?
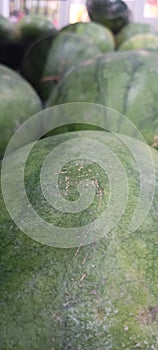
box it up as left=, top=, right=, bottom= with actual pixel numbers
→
left=40, top=75, right=61, bottom=83
left=151, top=135, right=158, bottom=149
left=137, top=305, right=158, bottom=326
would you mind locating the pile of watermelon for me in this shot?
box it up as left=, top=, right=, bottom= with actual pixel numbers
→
left=1, top=4, right=158, bottom=349
left=0, top=13, right=57, bottom=69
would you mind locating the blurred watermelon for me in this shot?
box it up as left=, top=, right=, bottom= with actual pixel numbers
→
left=14, top=14, right=57, bottom=46
left=61, top=21, right=115, bottom=53
left=21, top=32, right=101, bottom=101
left=86, top=0, right=131, bottom=34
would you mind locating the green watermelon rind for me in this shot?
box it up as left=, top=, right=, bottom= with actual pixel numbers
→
left=14, top=14, right=57, bottom=45
left=0, top=15, right=15, bottom=43
left=0, top=63, right=42, bottom=158
left=1, top=130, right=158, bottom=349
left=116, top=22, right=157, bottom=48
left=119, top=33, right=158, bottom=51
left=47, top=50, right=158, bottom=146
left=61, top=21, right=115, bottom=53
left=21, top=31, right=101, bottom=101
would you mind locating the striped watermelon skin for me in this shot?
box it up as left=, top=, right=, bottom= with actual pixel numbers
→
left=116, top=22, right=157, bottom=48
left=14, top=14, right=57, bottom=45
left=47, top=50, right=158, bottom=146
left=119, top=33, right=158, bottom=51
left=61, top=21, right=115, bottom=53
left=0, top=64, right=42, bottom=158
left=21, top=32, right=101, bottom=101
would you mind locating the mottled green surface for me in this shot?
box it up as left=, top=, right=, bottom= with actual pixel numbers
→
left=119, top=33, right=158, bottom=51
left=21, top=32, right=101, bottom=101
left=116, top=22, right=157, bottom=48
left=1, top=130, right=158, bottom=349
left=0, top=15, right=14, bottom=43
left=0, top=64, right=42, bottom=158
left=61, top=21, right=115, bottom=53
left=47, top=50, right=158, bottom=146
left=21, top=34, right=56, bottom=100
left=14, top=14, right=56, bottom=45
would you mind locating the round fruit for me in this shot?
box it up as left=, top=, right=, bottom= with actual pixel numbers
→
left=0, top=64, right=42, bottom=158
left=116, top=22, right=157, bottom=48
left=21, top=32, right=101, bottom=101
left=61, top=21, right=115, bottom=53
left=47, top=50, right=158, bottom=146
left=1, top=129, right=158, bottom=349
left=86, top=0, right=131, bottom=34
left=0, top=16, right=22, bottom=69
left=14, top=14, right=57, bottom=45
left=0, top=14, right=14, bottom=43
left=119, top=33, right=158, bottom=51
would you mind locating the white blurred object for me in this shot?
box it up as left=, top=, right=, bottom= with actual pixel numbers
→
left=0, top=0, right=9, bottom=17
left=70, top=3, right=89, bottom=23
left=144, top=0, right=158, bottom=18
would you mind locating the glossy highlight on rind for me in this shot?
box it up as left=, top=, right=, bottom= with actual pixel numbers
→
left=86, top=0, right=131, bottom=34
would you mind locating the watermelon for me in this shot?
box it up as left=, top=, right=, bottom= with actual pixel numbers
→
left=47, top=50, right=158, bottom=146
left=1, top=128, right=158, bottom=349
left=21, top=32, right=101, bottom=101
left=116, top=22, right=157, bottom=48
left=20, top=33, right=55, bottom=100
left=0, top=15, right=14, bottom=43
left=0, top=16, right=22, bottom=69
left=14, top=14, right=57, bottom=46
left=61, top=21, right=115, bottom=53
left=0, top=64, right=42, bottom=158
left=86, top=0, right=131, bottom=34
left=119, top=33, right=158, bottom=51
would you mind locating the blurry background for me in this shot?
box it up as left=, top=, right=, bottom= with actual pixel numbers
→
left=0, top=1, right=158, bottom=29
